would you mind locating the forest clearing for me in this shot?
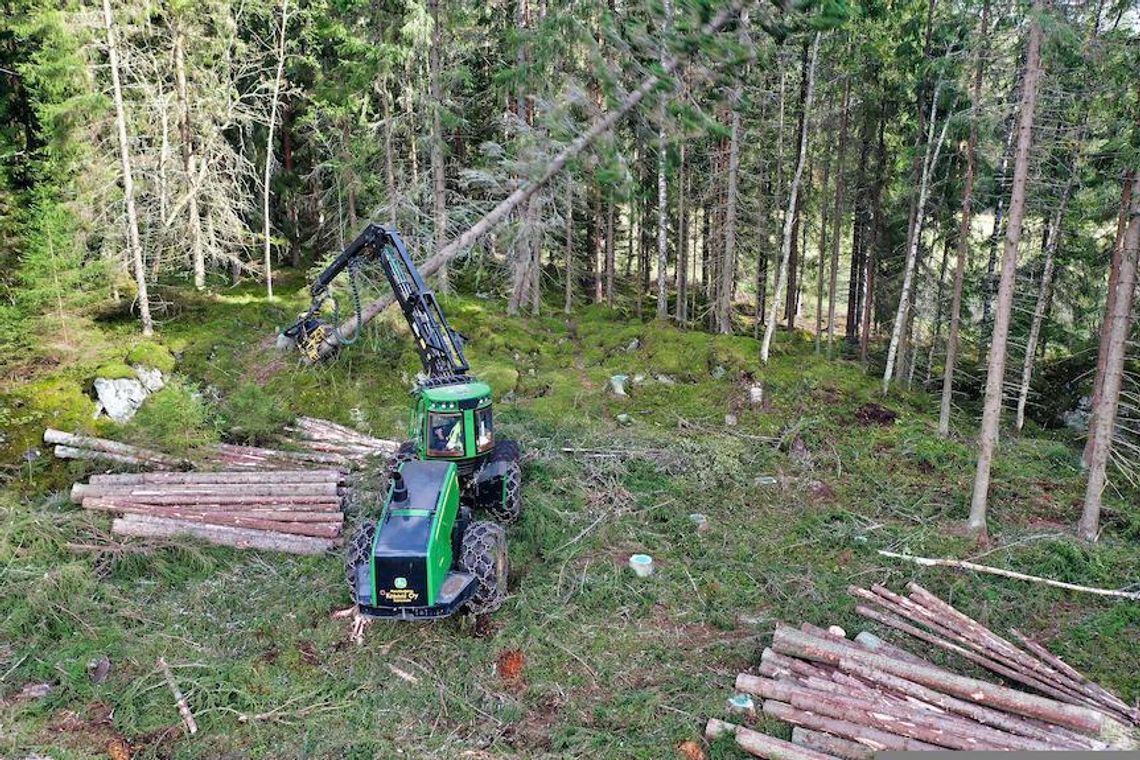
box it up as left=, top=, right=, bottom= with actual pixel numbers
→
left=2, top=0, right=1139, bottom=757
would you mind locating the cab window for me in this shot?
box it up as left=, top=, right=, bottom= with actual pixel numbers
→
left=476, top=407, right=494, bottom=453
left=428, top=412, right=464, bottom=456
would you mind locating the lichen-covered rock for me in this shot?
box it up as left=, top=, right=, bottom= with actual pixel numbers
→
left=133, top=365, right=165, bottom=393
left=93, top=377, right=148, bottom=422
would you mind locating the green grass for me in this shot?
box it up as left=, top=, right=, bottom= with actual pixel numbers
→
left=1, top=283, right=1138, bottom=758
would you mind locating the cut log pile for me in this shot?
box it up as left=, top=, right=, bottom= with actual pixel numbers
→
left=706, top=584, right=1138, bottom=759
left=71, top=469, right=347, bottom=555
left=44, top=417, right=397, bottom=470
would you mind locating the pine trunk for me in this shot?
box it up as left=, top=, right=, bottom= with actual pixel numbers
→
left=1079, top=169, right=1140, bottom=541
left=172, top=23, right=204, bottom=291
left=826, top=79, right=851, bottom=355
left=968, top=3, right=1044, bottom=537
left=719, top=103, right=741, bottom=334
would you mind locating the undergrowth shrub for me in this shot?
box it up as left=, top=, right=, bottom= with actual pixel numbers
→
left=126, top=380, right=218, bottom=454
left=220, top=383, right=293, bottom=445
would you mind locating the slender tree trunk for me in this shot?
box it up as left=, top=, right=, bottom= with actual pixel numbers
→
left=883, top=86, right=949, bottom=392
left=718, top=102, right=741, bottom=333
left=262, top=0, right=289, bottom=300
left=1016, top=172, right=1074, bottom=430
left=564, top=179, right=573, bottom=314
left=593, top=186, right=603, bottom=302
left=1083, top=170, right=1136, bottom=465
left=605, top=196, right=616, bottom=306
left=380, top=77, right=397, bottom=226
left=968, top=3, right=1044, bottom=538
left=762, top=33, right=819, bottom=364
left=926, top=229, right=953, bottom=384
left=172, top=23, right=204, bottom=290
left=826, top=79, right=850, bottom=356
left=847, top=106, right=871, bottom=346
left=655, top=0, right=673, bottom=319
left=1079, top=170, right=1140, bottom=541
left=103, top=0, right=152, bottom=335
left=983, top=114, right=1018, bottom=334
left=815, top=114, right=833, bottom=353
left=429, top=0, right=449, bottom=292
left=860, top=112, right=887, bottom=362
left=940, top=0, right=989, bottom=435
left=676, top=144, right=689, bottom=323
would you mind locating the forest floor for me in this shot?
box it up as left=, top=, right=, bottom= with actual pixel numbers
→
left=1, top=278, right=1138, bottom=759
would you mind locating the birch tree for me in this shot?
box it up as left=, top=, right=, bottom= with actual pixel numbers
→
left=655, top=0, right=673, bottom=320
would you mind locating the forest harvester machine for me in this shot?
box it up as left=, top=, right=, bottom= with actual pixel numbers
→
left=281, top=223, right=521, bottom=619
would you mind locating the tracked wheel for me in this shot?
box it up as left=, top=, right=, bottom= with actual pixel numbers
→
left=483, top=439, right=522, bottom=524
left=459, top=521, right=508, bottom=615
left=344, top=522, right=376, bottom=603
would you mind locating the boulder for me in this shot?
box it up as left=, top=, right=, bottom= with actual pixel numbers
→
left=93, top=377, right=149, bottom=422
left=133, top=365, right=165, bottom=392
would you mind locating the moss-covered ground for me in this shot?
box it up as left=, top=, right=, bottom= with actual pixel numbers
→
left=1, top=280, right=1138, bottom=758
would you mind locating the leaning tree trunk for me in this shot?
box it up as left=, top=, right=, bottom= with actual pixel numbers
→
left=883, top=85, right=949, bottom=393
left=939, top=0, right=989, bottom=435
left=262, top=0, right=289, bottom=300
left=1016, top=169, right=1075, bottom=430
left=1079, top=169, right=1140, bottom=541
left=306, top=4, right=743, bottom=360
left=103, top=0, right=152, bottom=335
left=762, top=33, right=820, bottom=364
left=968, top=1, right=1043, bottom=538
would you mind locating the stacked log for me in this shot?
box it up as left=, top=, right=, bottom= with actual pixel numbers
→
left=44, top=417, right=397, bottom=471
left=705, top=587, right=1137, bottom=760
left=71, top=469, right=346, bottom=555
left=286, top=416, right=398, bottom=459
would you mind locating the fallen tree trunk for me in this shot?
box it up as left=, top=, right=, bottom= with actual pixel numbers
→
left=704, top=718, right=837, bottom=760
left=54, top=445, right=156, bottom=467
left=95, top=506, right=343, bottom=537
left=78, top=493, right=340, bottom=507
left=790, top=728, right=871, bottom=760
left=71, top=482, right=341, bottom=502
left=83, top=501, right=343, bottom=524
left=45, top=429, right=188, bottom=468
left=305, top=2, right=746, bottom=360
left=736, top=674, right=1052, bottom=751
left=770, top=624, right=1109, bottom=735
left=762, top=699, right=941, bottom=753
left=83, top=498, right=341, bottom=514
left=112, top=515, right=336, bottom=555
left=88, top=470, right=344, bottom=486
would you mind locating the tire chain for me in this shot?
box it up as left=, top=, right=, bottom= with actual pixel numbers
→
left=459, top=521, right=507, bottom=614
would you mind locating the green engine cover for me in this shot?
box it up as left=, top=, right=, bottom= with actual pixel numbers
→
left=371, top=460, right=460, bottom=607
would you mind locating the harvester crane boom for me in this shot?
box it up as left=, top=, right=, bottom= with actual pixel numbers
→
left=287, top=223, right=469, bottom=379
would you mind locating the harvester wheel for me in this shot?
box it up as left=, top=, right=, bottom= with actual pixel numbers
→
left=344, top=522, right=376, bottom=603
left=459, top=521, right=508, bottom=614
left=484, top=439, right=522, bottom=524
left=387, top=440, right=418, bottom=477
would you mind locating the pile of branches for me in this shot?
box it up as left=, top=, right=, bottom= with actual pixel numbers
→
left=706, top=584, right=1137, bottom=759
left=71, top=469, right=347, bottom=555
left=44, top=417, right=396, bottom=470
